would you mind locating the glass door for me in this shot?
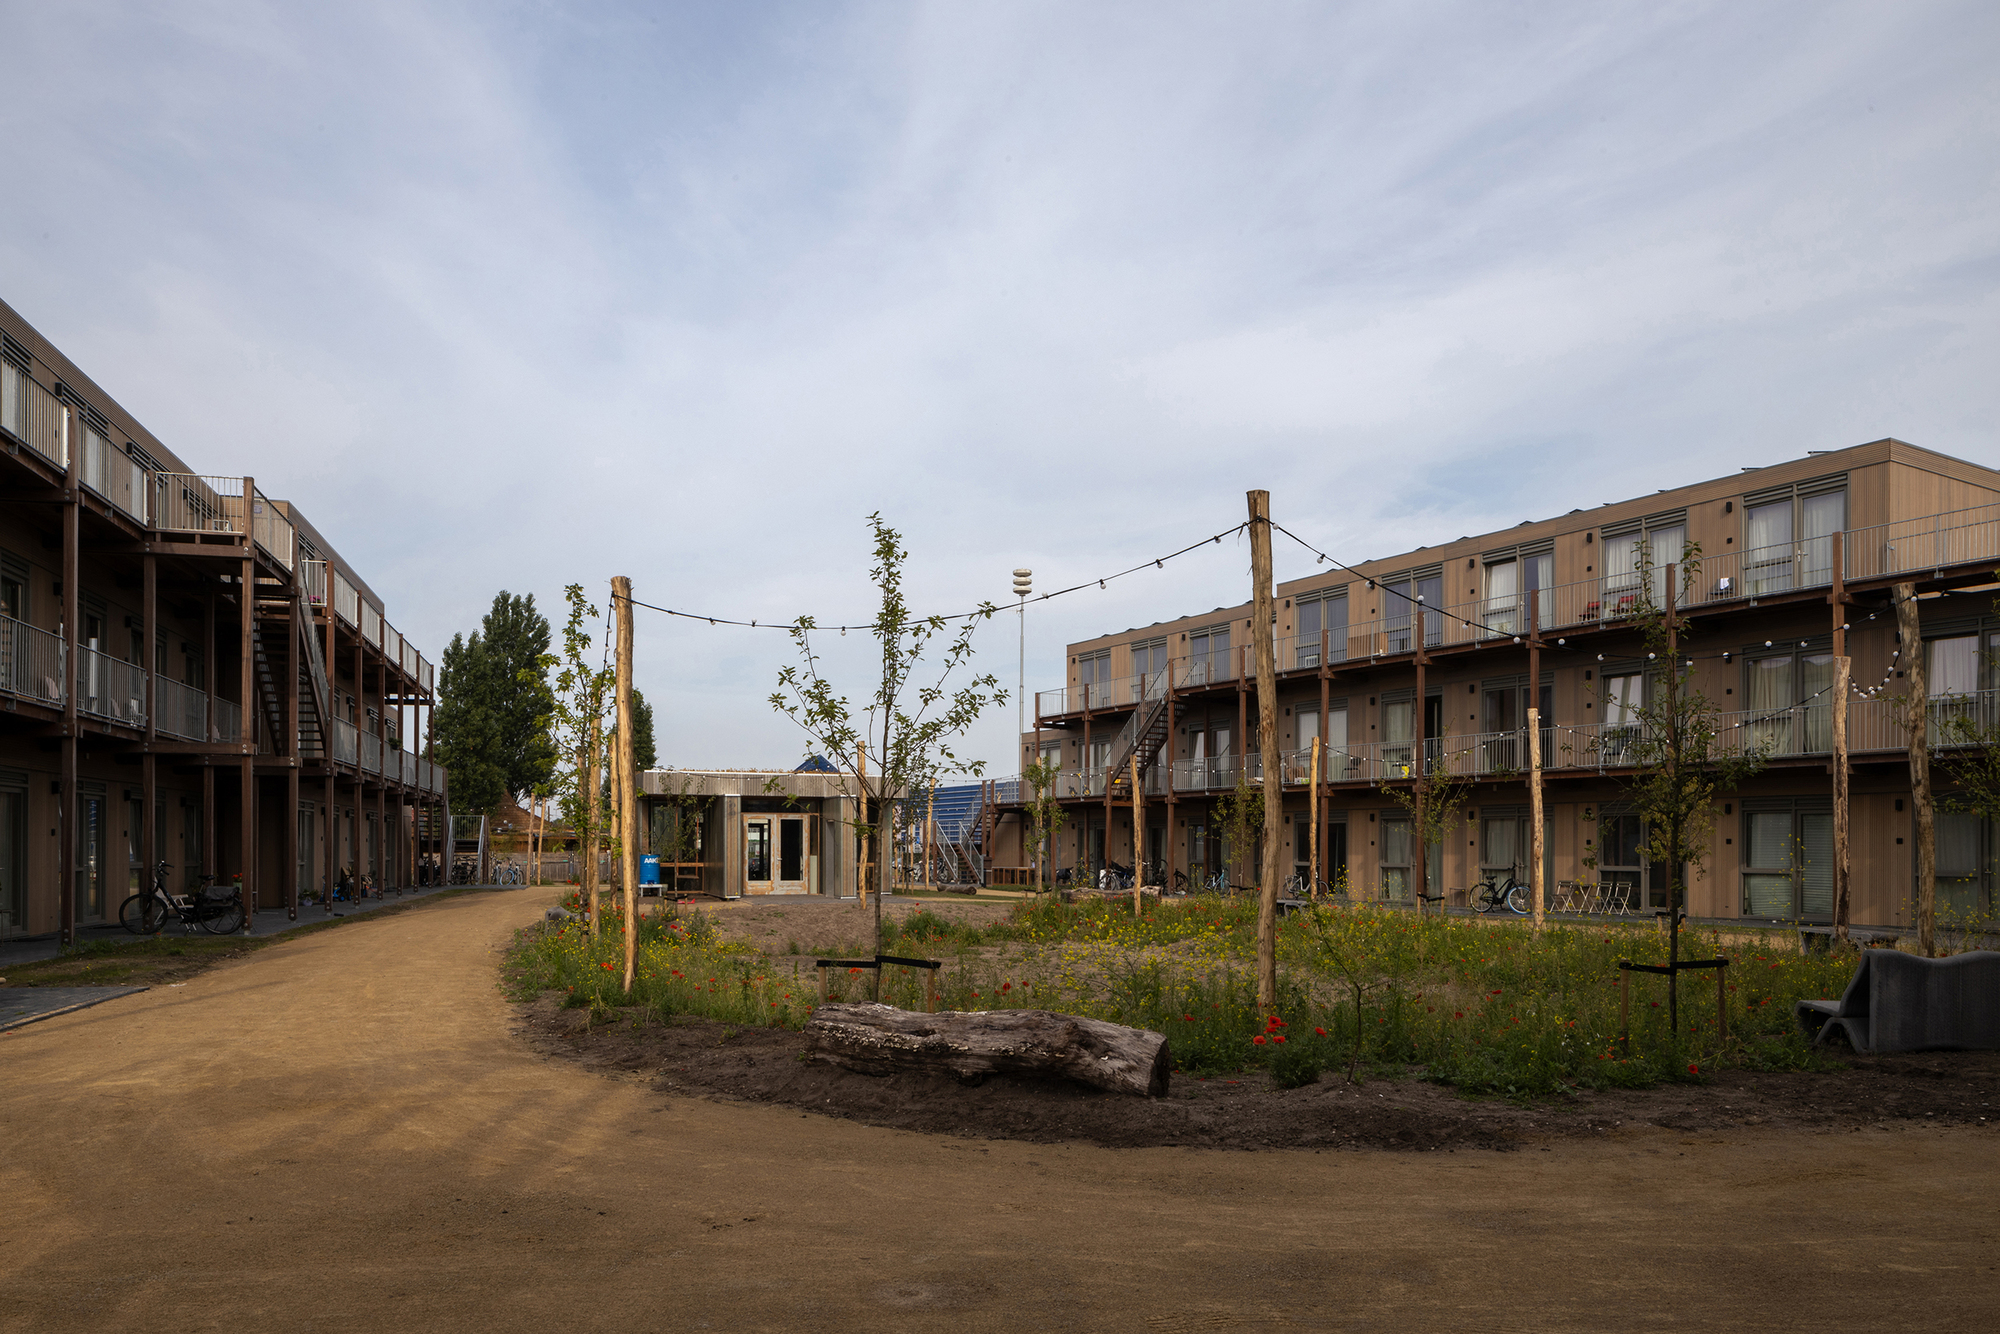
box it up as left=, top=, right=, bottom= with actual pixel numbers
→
left=744, top=817, right=772, bottom=894
left=77, top=794, right=105, bottom=921
left=0, top=787, right=24, bottom=935
left=775, top=816, right=807, bottom=893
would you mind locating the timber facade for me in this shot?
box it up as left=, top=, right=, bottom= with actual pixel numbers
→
left=0, top=296, right=448, bottom=944
left=991, top=439, right=2000, bottom=930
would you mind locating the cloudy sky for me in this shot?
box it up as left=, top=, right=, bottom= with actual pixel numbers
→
left=3, top=1, right=1994, bottom=774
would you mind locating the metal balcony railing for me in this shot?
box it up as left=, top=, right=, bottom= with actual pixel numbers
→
left=251, top=487, right=294, bottom=570
left=362, top=603, right=381, bottom=648
left=74, top=646, right=146, bottom=726
left=0, top=362, right=69, bottom=468
left=0, top=615, right=66, bottom=705
left=212, top=697, right=242, bottom=743
left=152, top=474, right=244, bottom=534
left=330, top=717, right=358, bottom=766
left=333, top=572, right=359, bottom=627
left=153, top=677, right=209, bottom=741
left=361, top=731, right=381, bottom=774
left=78, top=426, right=150, bottom=523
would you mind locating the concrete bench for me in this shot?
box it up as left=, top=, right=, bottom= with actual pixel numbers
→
left=1795, top=949, right=2000, bottom=1054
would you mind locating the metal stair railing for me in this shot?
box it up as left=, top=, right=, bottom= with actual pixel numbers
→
left=1105, top=667, right=1172, bottom=791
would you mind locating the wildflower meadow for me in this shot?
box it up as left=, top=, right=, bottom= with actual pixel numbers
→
left=506, top=892, right=1865, bottom=1097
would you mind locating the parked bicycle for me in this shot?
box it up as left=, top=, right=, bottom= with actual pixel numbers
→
left=1464, top=873, right=1530, bottom=915
left=490, top=862, right=524, bottom=886
left=118, top=861, right=246, bottom=936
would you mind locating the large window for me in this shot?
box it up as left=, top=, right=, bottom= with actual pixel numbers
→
left=1483, top=550, right=1552, bottom=636
left=1744, top=484, right=1845, bottom=595
left=1743, top=646, right=1835, bottom=755
left=1928, top=631, right=2000, bottom=739
left=1129, top=638, right=1168, bottom=692
left=1936, top=811, right=1997, bottom=920
left=1742, top=804, right=1834, bottom=920
left=1294, top=704, right=1349, bottom=778
left=1186, top=625, right=1232, bottom=686
left=1381, top=570, right=1443, bottom=653
left=1602, top=517, right=1686, bottom=618
left=1294, top=590, right=1347, bottom=668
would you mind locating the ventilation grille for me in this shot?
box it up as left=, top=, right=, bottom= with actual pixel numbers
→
left=0, top=333, right=29, bottom=372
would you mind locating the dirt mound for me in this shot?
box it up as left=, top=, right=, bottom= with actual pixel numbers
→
left=515, top=996, right=2000, bottom=1152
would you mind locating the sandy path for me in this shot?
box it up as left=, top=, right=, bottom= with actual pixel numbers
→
left=2, top=888, right=1994, bottom=1332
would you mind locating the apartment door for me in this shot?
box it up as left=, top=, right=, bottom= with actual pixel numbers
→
left=76, top=792, right=106, bottom=921
left=0, top=782, right=24, bottom=935
left=743, top=814, right=809, bottom=895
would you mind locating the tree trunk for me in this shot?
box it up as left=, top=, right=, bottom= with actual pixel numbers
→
left=804, top=1001, right=1171, bottom=1097
left=1833, top=653, right=1851, bottom=944
left=1249, top=489, right=1282, bottom=1011
left=614, top=576, right=639, bottom=993
left=1895, top=582, right=1935, bottom=955
left=585, top=713, right=602, bottom=940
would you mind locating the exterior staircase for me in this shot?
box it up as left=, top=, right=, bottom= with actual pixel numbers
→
left=1105, top=667, right=1172, bottom=797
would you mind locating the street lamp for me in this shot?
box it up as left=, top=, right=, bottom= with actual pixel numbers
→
left=1013, top=568, right=1032, bottom=773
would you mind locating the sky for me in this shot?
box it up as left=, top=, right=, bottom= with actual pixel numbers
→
left=2, top=0, right=1995, bottom=776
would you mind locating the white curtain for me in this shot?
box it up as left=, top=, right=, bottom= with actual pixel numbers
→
left=1485, top=560, right=1518, bottom=635
left=1747, top=501, right=1794, bottom=594
left=1801, top=492, right=1846, bottom=585
left=1748, top=656, right=1795, bottom=754
left=1644, top=525, right=1685, bottom=607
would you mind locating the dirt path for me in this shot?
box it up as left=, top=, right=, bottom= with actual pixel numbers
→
left=2, top=888, right=1995, bottom=1333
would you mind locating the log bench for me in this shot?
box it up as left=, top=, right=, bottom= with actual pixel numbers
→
left=1795, top=949, right=2000, bottom=1054
left=803, top=1002, right=1172, bottom=1096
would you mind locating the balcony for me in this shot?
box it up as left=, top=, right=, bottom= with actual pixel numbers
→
left=0, top=615, right=66, bottom=706
left=1034, top=500, right=2000, bottom=722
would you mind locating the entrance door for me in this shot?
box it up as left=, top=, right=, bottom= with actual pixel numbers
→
left=744, top=817, right=772, bottom=894
left=76, top=794, right=105, bottom=921
left=775, top=816, right=808, bottom=893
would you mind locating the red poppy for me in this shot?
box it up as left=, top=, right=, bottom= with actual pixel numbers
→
left=1314, top=1027, right=1326, bottom=1036
left=1253, top=1036, right=1267, bottom=1045
left=1273, top=1035, right=1286, bottom=1044
left=1687, top=1063, right=1699, bottom=1075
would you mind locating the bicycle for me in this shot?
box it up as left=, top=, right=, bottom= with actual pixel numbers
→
left=491, top=862, right=524, bottom=887
left=1465, top=873, right=1530, bottom=915
left=118, top=861, right=246, bottom=936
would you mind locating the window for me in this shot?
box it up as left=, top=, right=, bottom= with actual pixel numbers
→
left=1598, top=809, right=1655, bottom=908
left=1296, top=814, right=1347, bottom=889
left=1742, top=804, right=1834, bottom=919
left=1601, top=516, right=1686, bottom=618
left=1744, top=481, right=1846, bottom=595
left=0, top=774, right=25, bottom=935
left=1935, top=810, right=1997, bottom=919
left=1381, top=816, right=1411, bottom=901
left=1381, top=570, right=1442, bottom=653
left=1187, top=625, right=1232, bottom=685
left=1038, top=740, right=1061, bottom=772
left=1129, top=638, right=1167, bottom=699
left=0, top=552, right=24, bottom=622
left=1928, top=632, right=2000, bottom=739
left=1294, top=589, right=1347, bottom=668
left=1743, top=646, right=1835, bottom=755
left=1598, top=672, right=1645, bottom=763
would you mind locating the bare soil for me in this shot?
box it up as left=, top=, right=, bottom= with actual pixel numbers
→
left=9, top=887, right=2000, bottom=1332
left=518, top=995, right=2000, bottom=1151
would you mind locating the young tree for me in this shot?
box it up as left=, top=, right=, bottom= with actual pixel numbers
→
left=1620, top=544, right=1766, bottom=1032
left=1213, top=771, right=1263, bottom=890
left=1022, top=757, right=1069, bottom=892
left=542, top=584, right=614, bottom=937
left=771, top=514, right=1004, bottom=965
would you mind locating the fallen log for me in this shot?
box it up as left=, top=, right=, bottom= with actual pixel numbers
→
left=803, top=1002, right=1171, bottom=1097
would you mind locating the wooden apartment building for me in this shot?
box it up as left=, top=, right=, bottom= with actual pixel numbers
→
left=0, top=296, right=449, bottom=944
left=991, top=439, right=2000, bottom=929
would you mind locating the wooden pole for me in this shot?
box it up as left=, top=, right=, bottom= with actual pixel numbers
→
left=1529, top=706, right=1545, bottom=931
left=614, top=577, right=639, bottom=992
left=926, top=784, right=936, bottom=893
left=1833, top=654, right=1851, bottom=944
left=1249, top=489, right=1282, bottom=1011
left=1831, top=532, right=1850, bottom=946
left=856, top=741, right=868, bottom=908
left=1308, top=736, right=1321, bottom=898
left=1413, top=642, right=1427, bottom=915
left=1665, top=565, right=1681, bottom=1031
left=1894, top=582, right=1934, bottom=955
left=1131, top=753, right=1144, bottom=917
left=585, top=708, right=602, bottom=939
left=1164, top=659, right=1177, bottom=894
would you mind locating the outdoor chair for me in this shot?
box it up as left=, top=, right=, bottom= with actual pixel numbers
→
left=1795, top=949, right=2000, bottom=1054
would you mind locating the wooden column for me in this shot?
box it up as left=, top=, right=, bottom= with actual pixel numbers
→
left=1308, top=736, right=1321, bottom=897
left=58, top=408, right=78, bottom=945
left=239, top=546, right=255, bottom=921
left=283, top=592, right=300, bottom=918
left=1412, top=640, right=1428, bottom=915
left=325, top=599, right=339, bottom=910
left=1248, top=489, right=1281, bottom=1012
left=141, top=550, right=157, bottom=916
left=1528, top=588, right=1544, bottom=928
left=1830, top=532, right=1851, bottom=944
left=377, top=654, right=387, bottom=891
left=1130, top=754, right=1144, bottom=917
left=1164, top=660, right=1177, bottom=892
left=613, top=576, right=639, bottom=991
left=1895, top=581, right=1933, bottom=955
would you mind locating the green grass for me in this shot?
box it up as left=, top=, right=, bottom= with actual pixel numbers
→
left=504, top=892, right=1875, bottom=1096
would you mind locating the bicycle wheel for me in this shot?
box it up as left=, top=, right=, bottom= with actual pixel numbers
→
left=199, top=899, right=246, bottom=935
left=1505, top=882, right=1532, bottom=915
left=119, top=894, right=168, bottom=935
